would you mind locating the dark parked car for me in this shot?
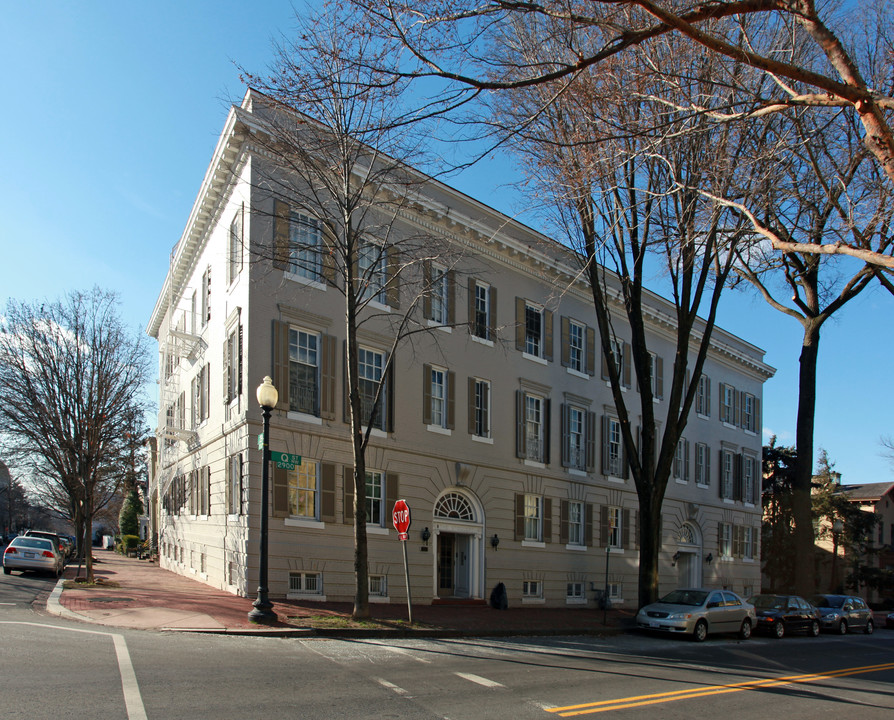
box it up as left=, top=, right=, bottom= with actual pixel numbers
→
left=809, top=594, right=875, bottom=634
left=748, top=594, right=820, bottom=638
left=886, top=611, right=894, bottom=630
left=23, top=530, right=66, bottom=562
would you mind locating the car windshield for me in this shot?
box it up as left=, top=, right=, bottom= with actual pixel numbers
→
left=750, top=595, right=786, bottom=610
left=658, top=590, right=708, bottom=606
left=811, top=596, right=844, bottom=609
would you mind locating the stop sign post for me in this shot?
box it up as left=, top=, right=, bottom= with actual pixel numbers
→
left=392, top=499, right=413, bottom=624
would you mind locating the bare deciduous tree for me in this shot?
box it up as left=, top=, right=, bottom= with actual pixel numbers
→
left=242, top=4, right=465, bottom=618
left=487, top=23, right=768, bottom=605
left=0, top=289, right=150, bottom=582
left=351, top=0, right=894, bottom=269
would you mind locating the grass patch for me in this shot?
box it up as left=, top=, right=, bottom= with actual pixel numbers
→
left=288, top=614, right=435, bottom=630
left=63, top=578, right=121, bottom=590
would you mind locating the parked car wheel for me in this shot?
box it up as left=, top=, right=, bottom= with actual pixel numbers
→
left=809, top=620, right=820, bottom=637
left=739, top=619, right=752, bottom=640
left=837, top=620, right=848, bottom=635
left=693, top=620, right=708, bottom=642
left=2, top=567, right=10, bottom=575
left=773, top=621, right=785, bottom=639
left=864, top=619, right=874, bottom=635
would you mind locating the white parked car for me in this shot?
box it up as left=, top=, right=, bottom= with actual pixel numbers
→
left=3, top=536, right=64, bottom=577
left=636, top=588, right=756, bottom=641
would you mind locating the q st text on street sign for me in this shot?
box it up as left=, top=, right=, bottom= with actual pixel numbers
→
left=392, top=499, right=411, bottom=541
left=270, top=452, right=302, bottom=471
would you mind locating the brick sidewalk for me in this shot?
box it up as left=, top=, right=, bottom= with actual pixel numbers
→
left=54, top=549, right=634, bottom=636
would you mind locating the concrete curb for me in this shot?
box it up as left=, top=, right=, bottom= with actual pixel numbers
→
left=46, top=578, right=91, bottom=623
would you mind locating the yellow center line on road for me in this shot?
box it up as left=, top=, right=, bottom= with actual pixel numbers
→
left=546, top=661, right=894, bottom=716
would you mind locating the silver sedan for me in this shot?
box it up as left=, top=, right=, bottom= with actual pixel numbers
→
left=636, top=588, right=756, bottom=641
left=2, top=536, right=64, bottom=577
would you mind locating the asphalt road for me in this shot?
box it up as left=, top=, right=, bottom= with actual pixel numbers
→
left=2, top=574, right=893, bottom=719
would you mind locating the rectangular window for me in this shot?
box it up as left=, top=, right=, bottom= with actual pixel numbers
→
left=472, top=379, right=490, bottom=438
left=369, top=575, right=387, bottom=597
left=566, top=582, right=585, bottom=601
left=201, top=266, right=211, bottom=327
left=366, top=470, right=384, bottom=526
left=607, top=507, right=622, bottom=548
left=289, top=460, right=319, bottom=519
left=743, top=526, right=754, bottom=559
left=227, top=453, right=242, bottom=515
left=695, top=442, right=710, bottom=486
left=225, top=324, right=242, bottom=404
left=358, top=241, right=387, bottom=303
left=673, top=438, right=689, bottom=482
left=522, top=580, right=542, bottom=598
left=603, top=416, right=623, bottom=477
left=228, top=209, right=243, bottom=283
left=607, top=583, right=622, bottom=600
left=567, top=406, right=585, bottom=471
left=358, top=347, right=386, bottom=430
left=199, top=466, right=210, bottom=516
left=722, top=383, right=736, bottom=424
left=720, top=523, right=733, bottom=557
left=192, top=364, right=210, bottom=428
left=525, top=394, right=545, bottom=462
left=696, top=375, right=711, bottom=416
left=430, top=367, right=445, bottom=427
left=524, top=494, right=543, bottom=541
left=525, top=302, right=543, bottom=357
left=568, top=501, right=584, bottom=546
left=473, top=282, right=491, bottom=340
left=721, top=450, right=734, bottom=500
left=744, top=455, right=756, bottom=504
left=743, top=393, right=756, bottom=432
left=647, top=353, right=663, bottom=399
left=568, top=321, right=584, bottom=373
left=430, top=264, right=448, bottom=324
left=288, top=212, right=322, bottom=281
left=289, top=328, right=319, bottom=415
left=289, top=572, right=322, bottom=595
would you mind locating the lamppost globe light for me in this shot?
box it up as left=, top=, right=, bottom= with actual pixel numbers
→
left=257, top=376, right=278, bottom=409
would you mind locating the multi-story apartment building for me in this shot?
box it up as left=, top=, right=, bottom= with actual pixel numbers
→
left=147, top=90, right=774, bottom=609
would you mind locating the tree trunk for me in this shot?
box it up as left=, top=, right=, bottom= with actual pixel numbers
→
left=637, top=489, right=662, bottom=608
left=792, top=321, right=821, bottom=596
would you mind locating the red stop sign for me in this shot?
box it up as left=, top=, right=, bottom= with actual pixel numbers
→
left=392, top=499, right=411, bottom=539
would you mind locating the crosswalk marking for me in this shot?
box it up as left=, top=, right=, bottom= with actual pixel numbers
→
left=375, top=677, right=412, bottom=697
left=454, top=672, right=505, bottom=688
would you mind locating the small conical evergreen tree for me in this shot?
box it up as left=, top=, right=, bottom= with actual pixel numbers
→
left=118, top=488, right=143, bottom=537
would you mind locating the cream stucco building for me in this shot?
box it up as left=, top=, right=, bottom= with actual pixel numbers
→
left=147, top=90, right=774, bottom=609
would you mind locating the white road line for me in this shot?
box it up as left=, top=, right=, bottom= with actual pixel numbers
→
left=454, top=672, right=505, bottom=688
left=362, top=641, right=432, bottom=663
left=1, top=622, right=147, bottom=720
left=375, top=677, right=412, bottom=697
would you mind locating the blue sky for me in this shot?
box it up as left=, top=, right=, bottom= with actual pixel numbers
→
left=1, top=2, right=890, bottom=484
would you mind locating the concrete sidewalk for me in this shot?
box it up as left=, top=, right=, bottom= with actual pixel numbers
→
left=45, top=549, right=634, bottom=637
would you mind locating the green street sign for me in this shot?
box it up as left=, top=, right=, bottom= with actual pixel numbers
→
left=257, top=433, right=264, bottom=451
left=270, top=451, right=302, bottom=470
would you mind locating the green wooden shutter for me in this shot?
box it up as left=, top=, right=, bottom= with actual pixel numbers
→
left=560, top=500, right=569, bottom=544
left=320, top=464, right=336, bottom=522
left=514, top=493, right=526, bottom=540
left=543, top=497, right=552, bottom=543
left=343, top=466, right=354, bottom=523
left=272, top=465, right=289, bottom=517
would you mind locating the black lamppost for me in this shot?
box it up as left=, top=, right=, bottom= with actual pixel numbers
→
left=831, top=518, right=844, bottom=593
left=249, top=376, right=278, bottom=624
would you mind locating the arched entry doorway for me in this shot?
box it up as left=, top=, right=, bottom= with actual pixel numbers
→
left=675, top=522, right=704, bottom=588
left=432, top=489, right=484, bottom=600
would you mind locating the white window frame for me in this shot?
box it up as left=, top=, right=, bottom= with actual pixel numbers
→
left=289, top=328, right=320, bottom=416
left=228, top=212, right=242, bottom=284
left=289, top=460, right=320, bottom=520
left=743, top=393, right=756, bottom=433
left=566, top=581, right=586, bottom=604
left=568, top=500, right=584, bottom=546
left=369, top=574, right=388, bottom=597
left=568, top=321, right=584, bottom=373
left=430, top=264, right=448, bottom=325
left=696, top=375, right=710, bottom=416
left=525, top=394, right=545, bottom=463
left=567, top=406, right=586, bottom=471
left=524, top=494, right=543, bottom=542
left=358, top=240, right=387, bottom=304
left=358, top=347, right=386, bottom=431
left=722, top=384, right=736, bottom=425
left=522, top=580, right=542, bottom=598
left=721, top=450, right=734, bottom=500
left=524, top=302, right=544, bottom=358
left=606, top=417, right=623, bottom=477
left=366, top=470, right=384, bottom=526
left=288, top=212, right=322, bottom=283
left=744, top=455, right=756, bottom=504
left=695, top=442, right=710, bottom=486
left=608, top=506, right=622, bottom=548
left=743, top=526, right=754, bottom=560
left=473, top=378, right=491, bottom=439
left=227, top=453, right=242, bottom=515
left=720, top=523, right=733, bottom=558
left=430, top=367, right=446, bottom=428
left=289, top=571, right=323, bottom=596
left=225, top=324, right=242, bottom=404
left=473, top=281, right=491, bottom=341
